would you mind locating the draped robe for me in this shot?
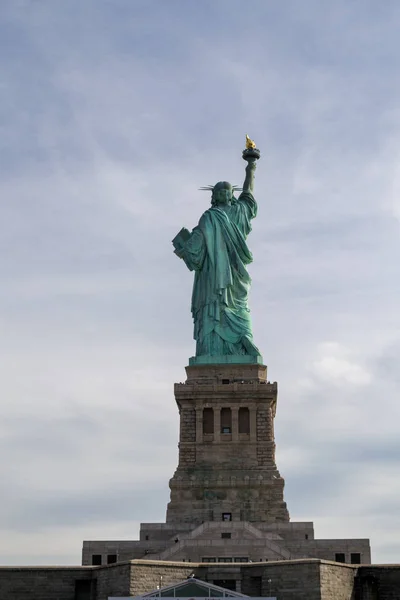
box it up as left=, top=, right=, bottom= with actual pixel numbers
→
left=180, top=191, right=260, bottom=357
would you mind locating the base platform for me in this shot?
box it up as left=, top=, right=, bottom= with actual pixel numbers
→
left=189, top=354, right=264, bottom=365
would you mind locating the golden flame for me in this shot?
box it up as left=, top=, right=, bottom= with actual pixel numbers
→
left=245, top=134, right=256, bottom=149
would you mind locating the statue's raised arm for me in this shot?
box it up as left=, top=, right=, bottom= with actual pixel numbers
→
left=242, top=134, right=260, bottom=193
left=172, top=136, right=262, bottom=365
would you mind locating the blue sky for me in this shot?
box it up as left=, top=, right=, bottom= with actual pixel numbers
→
left=1, top=0, right=400, bottom=565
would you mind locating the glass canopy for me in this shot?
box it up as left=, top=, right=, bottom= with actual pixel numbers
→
left=142, top=578, right=248, bottom=598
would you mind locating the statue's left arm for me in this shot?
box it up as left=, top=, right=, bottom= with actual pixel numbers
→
left=172, top=226, right=206, bottom=272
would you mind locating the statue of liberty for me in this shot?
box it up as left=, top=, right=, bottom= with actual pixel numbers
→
left=172, top=136, right=262, bottom=365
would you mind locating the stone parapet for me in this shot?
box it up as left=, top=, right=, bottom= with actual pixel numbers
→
left=6, top=559, right=396, bottom=600
left=184, top=363, right=269, bottom=384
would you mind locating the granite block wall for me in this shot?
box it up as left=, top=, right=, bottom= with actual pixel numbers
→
left=0, top=566, right=93, bottom=600
left=320, top=562, right=356, bottom=600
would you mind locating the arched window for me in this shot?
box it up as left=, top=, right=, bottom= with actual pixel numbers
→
left=203, top=408, right=214, bottom=434
left=238, top=407, right=250, bottom=434
left=220, top=408, right=232, bottom=434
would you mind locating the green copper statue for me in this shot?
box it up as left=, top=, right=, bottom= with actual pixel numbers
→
left=173, top=136, right=262, bottom=365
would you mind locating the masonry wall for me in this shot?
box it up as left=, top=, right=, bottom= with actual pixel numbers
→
left=260, top=561, right=322, bottom=600
left=356, top=565, right=400, bottom=600
left=320, top=562, right=356, bottom=600
left=0, top=566, right=92, bottom=600
left=129, top=561, right=205, bottom=596
left=95, top=563, right=131, bottom=600
left=82, top=540, right=162, bottom=565
left=286, top=538, right=371, bottom=564
left=1, top=559, right=400, bottom=599
left=240, top=566, right=264, bottom=595
left=82, top=532, right=371, bottom=567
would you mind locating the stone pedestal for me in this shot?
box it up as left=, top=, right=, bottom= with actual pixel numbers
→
left=82, top=363, right=371, bottom=567
left=166, top=363, right=289, bottom=525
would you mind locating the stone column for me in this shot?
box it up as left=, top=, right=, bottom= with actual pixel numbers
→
left=214, top=408, right=221, bottom=443
left=250, top=405, right=257, bottom=442
left=196, top=407, right=203, bottom=443
left=232, top=406, right=239, bottom=442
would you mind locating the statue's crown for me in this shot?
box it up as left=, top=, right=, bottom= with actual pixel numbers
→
left=199, top=184, right=242, bottom=192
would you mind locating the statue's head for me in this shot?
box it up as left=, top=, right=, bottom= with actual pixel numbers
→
left=211, top=181, right=233, bottom=207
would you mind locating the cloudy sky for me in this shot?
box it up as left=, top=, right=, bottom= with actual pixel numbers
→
left=1, top=0, right=400, bottom=566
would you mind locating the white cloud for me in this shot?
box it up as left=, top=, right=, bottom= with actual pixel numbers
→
left=310, top=342, right=371, bottom=386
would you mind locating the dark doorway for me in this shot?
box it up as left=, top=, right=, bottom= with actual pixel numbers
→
left=75, top=580, right=93, bottom=600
